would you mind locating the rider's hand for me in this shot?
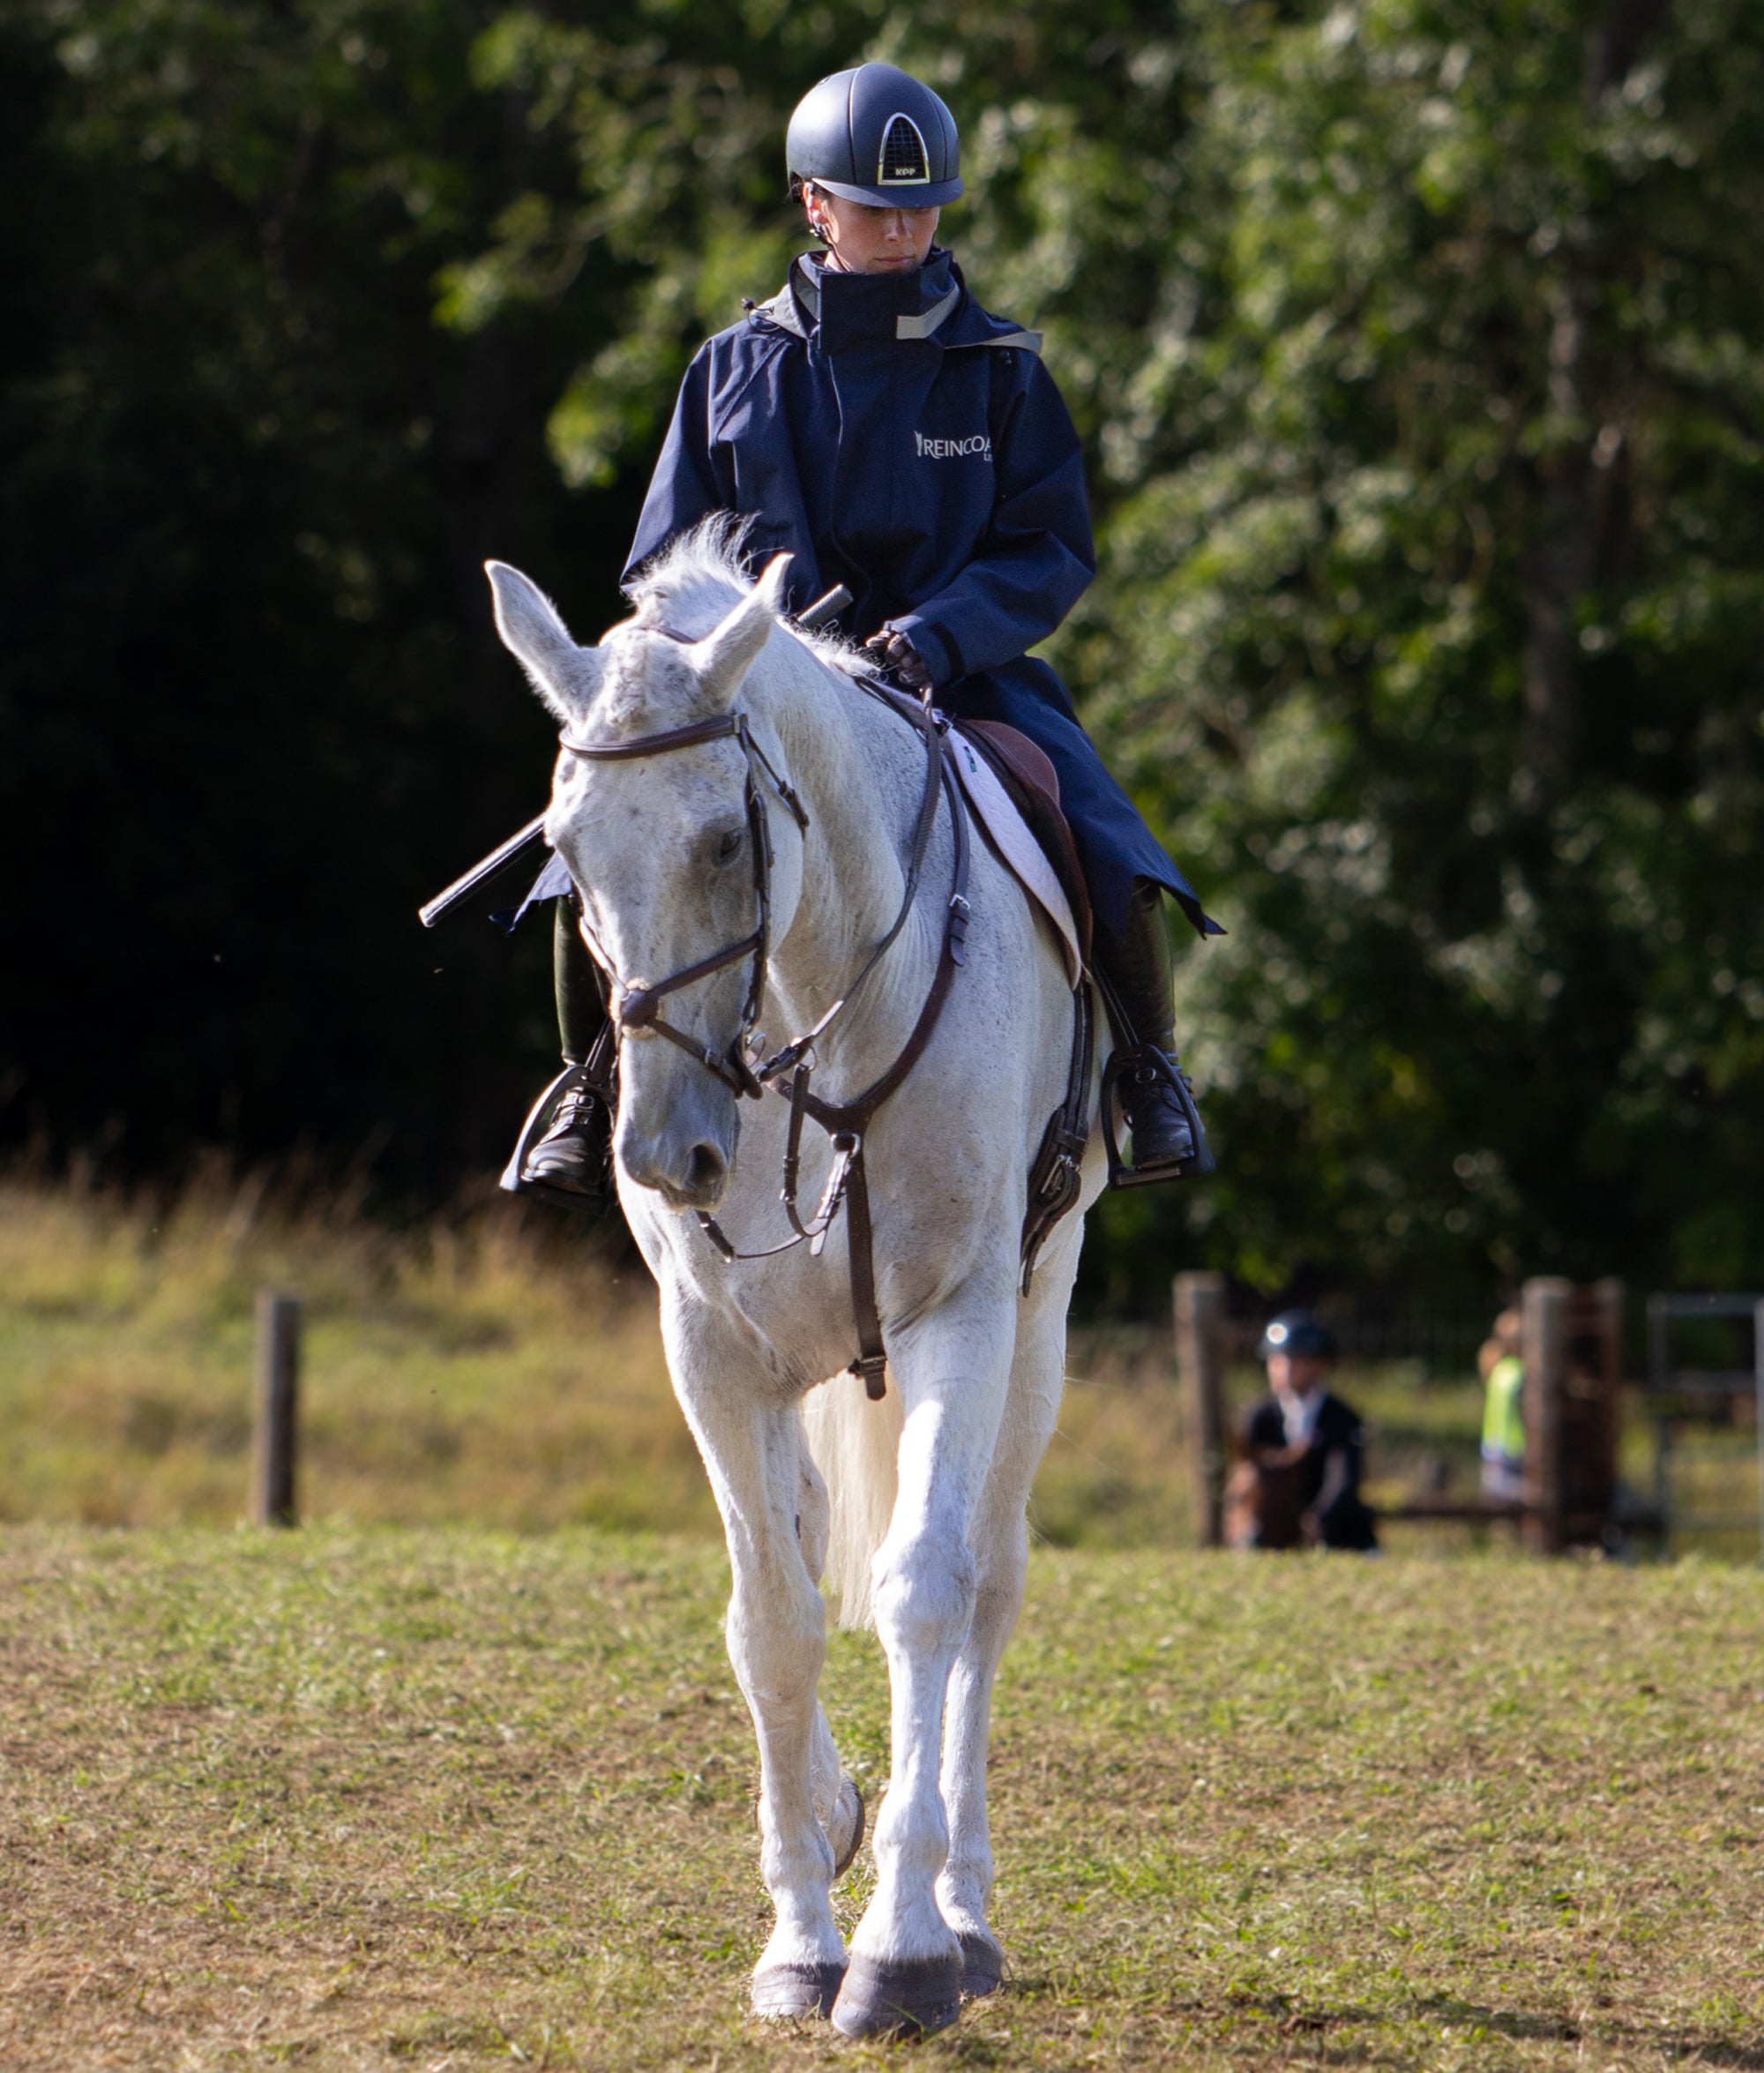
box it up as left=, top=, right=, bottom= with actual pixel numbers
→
left=864, top=629, right=933, bottom=692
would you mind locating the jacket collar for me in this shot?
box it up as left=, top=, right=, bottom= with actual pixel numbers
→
left=784, top=247, right=962, bottom=348
left=751, top=248, right=1043, bottom=358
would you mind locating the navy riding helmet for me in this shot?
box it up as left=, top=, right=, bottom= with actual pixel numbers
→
left=1258, top=1310, right=1338, bottom=1363
left=786, top=62, right=964, bottom=209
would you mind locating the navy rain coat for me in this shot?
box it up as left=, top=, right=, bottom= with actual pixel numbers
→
left=623, top=248, right=1216, bottom=940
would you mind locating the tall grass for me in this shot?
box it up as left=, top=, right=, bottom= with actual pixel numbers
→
left=0, top=1167, right=705, bottom=1533
left=4, top=1168, right=1252, bottom=1542
left=5, top=1168, right=1753, bottom=1554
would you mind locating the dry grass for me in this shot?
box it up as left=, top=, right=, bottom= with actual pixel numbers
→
left=5, top=1176, right=1764, bottom=2067
left=4, top=1172, right=1755, bottom=1560
left=0, top=1175, right=1502, bottom=1553
left=0, top=1173, right=707, bottom=1536
left=4, top=1524, right=1764, bottom=2070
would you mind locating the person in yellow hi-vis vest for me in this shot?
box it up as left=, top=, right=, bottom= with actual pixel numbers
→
left=1479, top=1308, right=1525, bottom=1499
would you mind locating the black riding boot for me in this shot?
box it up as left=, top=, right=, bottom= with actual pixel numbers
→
left=513, top=897, right=615, bottom=1206
left=1095, top=880, right=1215, bottom=1182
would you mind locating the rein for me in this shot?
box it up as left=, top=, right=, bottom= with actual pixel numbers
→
left=556, top=662, right=972, bottom=1399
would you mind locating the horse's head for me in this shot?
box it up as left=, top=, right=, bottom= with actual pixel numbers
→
left=486, top=551, right=804, bottom=1213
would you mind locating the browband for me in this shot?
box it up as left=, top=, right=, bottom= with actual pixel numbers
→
left=558, top=713, right=741, bottom=760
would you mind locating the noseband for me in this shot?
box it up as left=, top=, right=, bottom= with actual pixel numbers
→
left=557, top=708, right=809, bottom=1098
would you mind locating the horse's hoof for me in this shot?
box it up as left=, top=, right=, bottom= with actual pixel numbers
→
left=830, top=1952, right=962, bottom=2039
left=829, top=1775, right=865, bottom=1880
left=751, top=1959, right=846, bottom=2020
left=958, top=1928, right=1005, bottom=1998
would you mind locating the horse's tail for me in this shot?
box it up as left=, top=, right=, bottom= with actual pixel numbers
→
left=801, top=1371, right=902, bottom=1631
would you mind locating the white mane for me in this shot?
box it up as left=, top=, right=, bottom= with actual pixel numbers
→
left=623, top=516, right=871, bottom=679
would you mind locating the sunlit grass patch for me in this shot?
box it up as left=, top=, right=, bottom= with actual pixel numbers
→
left=0, top=1172, right=705, bottom=1535
left=0, top=1173, right=1505, bottom=1552
left=4, top=1171, right=1759, bottom=1560
left=3, top=1526, right=1763, bottom=2069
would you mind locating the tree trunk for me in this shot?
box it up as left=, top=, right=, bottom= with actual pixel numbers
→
left=1516, top=0, right=1672, bottom=807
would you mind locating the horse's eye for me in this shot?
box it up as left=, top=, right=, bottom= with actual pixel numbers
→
left=715, top=828, right=744, bottom=865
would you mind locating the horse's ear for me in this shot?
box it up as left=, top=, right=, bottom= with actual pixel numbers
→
left=689, top=554, right=791, bottom=710
left=485, top=561, right=602, bottom=722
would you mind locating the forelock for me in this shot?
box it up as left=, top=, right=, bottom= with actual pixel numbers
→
left=622, top=513, right=873, bottom=682
left=624, top=515, right=753, bottom=640
left=591, top=626, right=702, bottom=734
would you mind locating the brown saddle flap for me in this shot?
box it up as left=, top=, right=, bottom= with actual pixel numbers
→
left=959, top=719, right=1093, bottom=966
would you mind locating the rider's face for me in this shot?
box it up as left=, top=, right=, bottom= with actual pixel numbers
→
left=1269, top=1352, right=1328, bottom=1401
left=805, top=187, right=940, bottom=273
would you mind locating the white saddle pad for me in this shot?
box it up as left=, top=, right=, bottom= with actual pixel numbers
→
left=948, top=726, right=1083, bottom=989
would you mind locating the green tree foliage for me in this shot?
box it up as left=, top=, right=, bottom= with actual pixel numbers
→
left=5, top=0, right=1760, bottom=1303
left=1069, top=0, right=1764, bottom=1297
left=446, top=0, right=1764, bottom=1298
left=1, top=0, right=640, bottom=1178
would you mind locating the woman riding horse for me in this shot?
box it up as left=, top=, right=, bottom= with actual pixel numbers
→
left=513, top=62, right=1218, bottom=1199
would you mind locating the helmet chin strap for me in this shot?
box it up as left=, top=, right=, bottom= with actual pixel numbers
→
left=804, top=187, right=850, bottom=268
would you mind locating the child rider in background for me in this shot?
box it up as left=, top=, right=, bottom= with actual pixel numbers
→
left=1236, top=1311, right=1380, bottom=1553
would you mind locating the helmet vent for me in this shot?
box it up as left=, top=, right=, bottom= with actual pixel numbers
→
left=878, top=113, right=930, bottom=185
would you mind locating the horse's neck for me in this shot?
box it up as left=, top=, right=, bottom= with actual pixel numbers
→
left=758, top=652, right=939, bottom=1075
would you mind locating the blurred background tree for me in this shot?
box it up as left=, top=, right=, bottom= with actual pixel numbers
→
left=3, top=0, right=1760, bottom=1311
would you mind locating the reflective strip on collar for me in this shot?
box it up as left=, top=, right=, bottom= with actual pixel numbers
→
left=746, top=275, right=1039, bottom=355
left=895, top=285, right=960, bottom=340
left=950, top=327, right=1042, bottom=354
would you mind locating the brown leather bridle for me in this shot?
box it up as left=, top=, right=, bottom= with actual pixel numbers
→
left=557, top=708, right=809, bottom=1100
left=555, top=671, right=973, bottom=1398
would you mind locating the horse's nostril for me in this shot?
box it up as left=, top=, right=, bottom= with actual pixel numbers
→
left=686, top=1143, right=726, bottom=1194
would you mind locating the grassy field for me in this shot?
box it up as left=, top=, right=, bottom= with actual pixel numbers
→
left=10, top=1177, right=1764, bottom=2064
left=6, top=1178, right=1764, bottom=2066
left=4, top=1523, right=1764, bottom=2070
left=0, top=1172, right=1665, bottom=1553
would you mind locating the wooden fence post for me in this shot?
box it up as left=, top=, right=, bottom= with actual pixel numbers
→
left=1755, top=1299, right=1764, bottom=1568
left=251, top=1291, right=302, bottom=1528
left=1585, top=1277, right=1626, bottom=1528
left=1521, top=1276, right=1570, bottom=1554
left=1174, top=1271, right=1227, bottom=1548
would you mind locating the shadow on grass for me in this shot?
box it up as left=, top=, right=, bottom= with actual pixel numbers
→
left=1005, top=1987, right=1764, bottom=2069
left=1422, top=2003, right=1764, bottom=2067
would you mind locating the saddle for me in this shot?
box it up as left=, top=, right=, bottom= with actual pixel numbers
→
left=952, top=720, right=1093, bottom=969
left=945, top=717, right=1095, bottom=1291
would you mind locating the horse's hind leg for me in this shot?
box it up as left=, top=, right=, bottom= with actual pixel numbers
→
left=938, top=1279, right=1067, bottom=1997
left=831, top=1282, right=1016, bottom=2042
left=664, top=1304, right=846, bottom=2019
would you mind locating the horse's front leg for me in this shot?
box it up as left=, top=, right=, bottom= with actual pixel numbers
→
left=938, top=1279, right=1069, bottom=1998
left=833, top=1281, right=1015, bottom=2041
left=664, top=1299, right=847, bottom=2019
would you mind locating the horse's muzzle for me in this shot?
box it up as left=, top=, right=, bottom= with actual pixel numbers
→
left=627, top=1138, right=730, bottom=1211
left=618, top=1083, right=739, bottom=1211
